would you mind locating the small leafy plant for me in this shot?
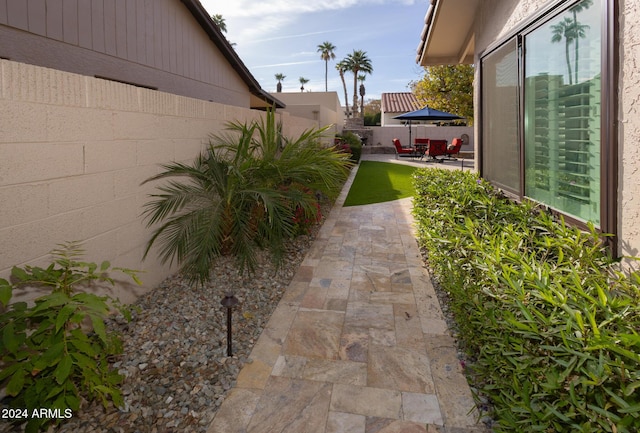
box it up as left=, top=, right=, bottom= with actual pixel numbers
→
left=0, top=242, right=140, bottom=433
left=412, top=168, right=640, bottom=432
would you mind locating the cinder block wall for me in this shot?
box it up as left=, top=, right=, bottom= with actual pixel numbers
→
left=0, top=60, right=316, bottom=304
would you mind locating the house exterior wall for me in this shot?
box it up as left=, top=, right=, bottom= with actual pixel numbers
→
left=0, top=0, right=250, bottom=107
left=0, top=60, right=317, bottom=304
left=381, top=112, right=406, bottom=127
left=273, top=92, right=344, bottom=142
left=472, top=0, right=640, bottom=258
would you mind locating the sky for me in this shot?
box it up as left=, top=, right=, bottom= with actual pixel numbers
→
left=198, top=0, right=429, bottom=103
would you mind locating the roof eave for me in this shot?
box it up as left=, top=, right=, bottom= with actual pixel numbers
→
left=416, top=0, right=479, bottom=67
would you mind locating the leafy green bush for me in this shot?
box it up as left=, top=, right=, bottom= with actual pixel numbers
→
left=412, top=168, right=640, bottom=432
left=0, top=242, right=140, bottom=433
left=143, top=109, right=352, bottom=285
left=335, top=132, right=362, bottom=162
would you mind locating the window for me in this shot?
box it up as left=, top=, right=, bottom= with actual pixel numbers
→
left=481, top=0, right=615, bottom=235
left=482, top=39, right=520, bottom=194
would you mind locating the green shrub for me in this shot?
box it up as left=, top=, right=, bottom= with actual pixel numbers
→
left=143, top=109, right=352, bottom=285
left=0, top=242, right=140, bottom=433
left=338, top=132, right=362, bottom=162
left=412, top=168, right=640, bottom=432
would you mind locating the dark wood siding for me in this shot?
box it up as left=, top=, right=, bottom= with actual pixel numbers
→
left=0, top=0, right=250, bottom=107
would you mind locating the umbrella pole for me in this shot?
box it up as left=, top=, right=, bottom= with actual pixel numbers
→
left=409, top=120, right=412, bottom=146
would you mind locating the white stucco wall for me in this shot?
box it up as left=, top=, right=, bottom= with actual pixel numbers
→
left=618, top=0, right=640, bottom=258
left=0, top=60, right=317, bottom=304
left=271, top=91, right=344, bottom=143
left=472, top=0, right=640, bottom=258
left=368, top=125, right=474, bottom=151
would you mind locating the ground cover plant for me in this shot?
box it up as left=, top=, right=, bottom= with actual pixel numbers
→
left=0, top=242, right=140, bottom=433
left=412, top=168, right=640, bottom=432
left=343, top=160, right=416, bottom=206
left=142, top=109, right=352, bottom=285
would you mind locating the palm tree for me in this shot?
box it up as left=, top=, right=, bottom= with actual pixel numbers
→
left=275, top=73, right=286, bottom=92
left=569, top=0, right=593, bottom=83
left=317, top=41, right=336, bottom=92
left=336, top=61, right=350, bottom=117
left=299, top=77, right=309, bottom=92
left=211, top=14, right=227, bottom=33
left=358, top=74, right=366, bottom=119
left=551, top=17, right=589, bottom=85
left=211, top=14, right=236, bottom=47
left=344, top=50, right=372, bottom=118
left=142, top=109, right=352, bottom=285
left=551, top=18, right=576, bottom=84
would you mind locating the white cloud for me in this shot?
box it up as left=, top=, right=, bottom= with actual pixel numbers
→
left=201, top=0, right=416, bottom=21
left=200, top=0, right=417, bottom=45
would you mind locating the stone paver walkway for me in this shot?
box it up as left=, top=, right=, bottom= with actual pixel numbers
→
left=207, top=155, right=485, bottom=433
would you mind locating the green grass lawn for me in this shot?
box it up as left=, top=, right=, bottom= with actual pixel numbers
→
left=343, top=161, right=417, bottom=206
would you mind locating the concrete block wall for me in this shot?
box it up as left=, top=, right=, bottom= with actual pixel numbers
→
left=0, top=60, right=316, bottom=304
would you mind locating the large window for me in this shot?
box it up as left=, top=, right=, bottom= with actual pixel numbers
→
left=482, top=40, right=520, bottom=193
left=481, top=0, right=614, bottom=232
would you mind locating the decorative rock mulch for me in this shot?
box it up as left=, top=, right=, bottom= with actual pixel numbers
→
left=56, top=237, right=316, bottom=433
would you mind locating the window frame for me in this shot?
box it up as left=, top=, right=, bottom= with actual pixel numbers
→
left=478, top=0, right=618, bottom=253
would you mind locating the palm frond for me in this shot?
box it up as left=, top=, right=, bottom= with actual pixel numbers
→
left=141, top=108, right=351, bottom=283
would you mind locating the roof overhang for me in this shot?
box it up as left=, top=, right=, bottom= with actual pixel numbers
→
left=416, top=0, right=479, bottom=66
left=181, top=0, right=285, bottom=109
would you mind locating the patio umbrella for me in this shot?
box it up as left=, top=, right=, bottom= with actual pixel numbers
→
left=393, top=106, right=464, bottom=145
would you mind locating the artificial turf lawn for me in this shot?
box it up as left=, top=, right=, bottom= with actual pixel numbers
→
left=343, top=161, right=417, bottom=206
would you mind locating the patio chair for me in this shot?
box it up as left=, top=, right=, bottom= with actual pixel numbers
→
left=424, top=139, right=448, bottom=162
left=392, top=138, right=418, bottom=159
left=444, top=138, right=463, bottom=160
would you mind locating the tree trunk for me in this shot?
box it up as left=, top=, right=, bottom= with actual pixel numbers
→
left=340, top=72, right=350, bottom=117
left=352, top=74, right=359, bottom=118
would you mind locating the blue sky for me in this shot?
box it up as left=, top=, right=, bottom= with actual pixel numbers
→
left=198, top=0, right=429, bottom=103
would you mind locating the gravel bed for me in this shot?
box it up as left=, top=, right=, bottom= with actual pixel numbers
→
left=59, top=236, right=316, bottom=433
left=0, top=209, right=324, bottom=433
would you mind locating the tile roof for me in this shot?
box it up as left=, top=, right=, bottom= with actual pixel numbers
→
left=381, top=92, right=420, bottom=113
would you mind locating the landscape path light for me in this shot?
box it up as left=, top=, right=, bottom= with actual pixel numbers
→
left=220, top=292, right=239, bottom=356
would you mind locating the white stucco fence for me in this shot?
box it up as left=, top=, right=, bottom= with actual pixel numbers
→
left=368, top=125, right=475, bottom=153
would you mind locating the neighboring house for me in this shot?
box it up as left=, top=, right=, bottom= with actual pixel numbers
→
left=0, top=0, right=314, bottom=304
left=380, top=92, right=420, bottom=126
left=0, top=0, right=283, bottom=109
left=416, top=0, right=639, bottom=259
left=271, top=91, right=344, bottom=143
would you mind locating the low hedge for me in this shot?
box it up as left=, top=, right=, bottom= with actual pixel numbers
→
left=412, top=168, right=640, bottom=432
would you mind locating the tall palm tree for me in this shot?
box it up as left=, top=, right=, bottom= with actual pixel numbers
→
left=299, top=77, right=309, bottom=92
left=569, top=0, right=593, bottom=84
left=551, top=17, right=589, bottom=85
left=211, top=14, right=236, bottom=47
left=344, top=50, right=372, bottom=118
left=317, top=41, right=336, bottom=92
left=336, top=61, right=350, bottom=117
left=142, top=109, right=351, bottom=285
left=275, top=73, right=286, bottom=92
left=358, top=74, right=366, bottom=118
left=551, top=18, right=576, bottom=85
